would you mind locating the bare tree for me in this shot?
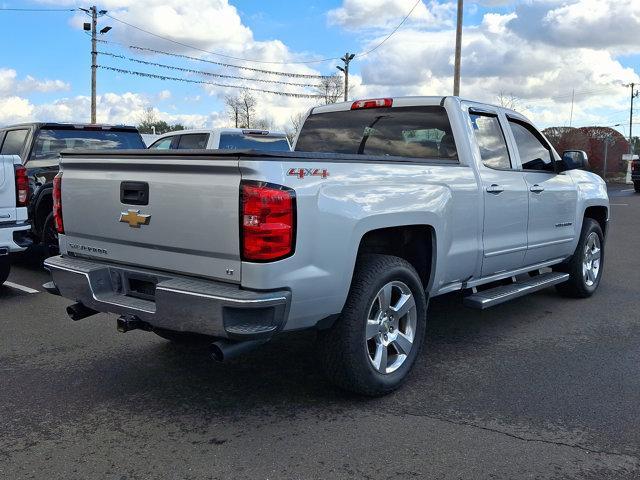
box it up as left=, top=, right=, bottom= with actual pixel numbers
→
left=316, top=74, right=344, bottom=105
left=285, top=111, right=306, bottom=145
left=225, top=95, right=242, bottom=128
left=253, top=116, right=275, bottom=130
left=239, top=90, right=257, bottom=129
left=496, top=91, right=520, bottom=110
left=137, top=107, right=184, bottom=134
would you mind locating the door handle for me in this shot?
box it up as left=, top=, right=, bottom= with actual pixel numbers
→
left=486, top=184, right=504, bottom=194
left=530, top=184, right=544, bottom=193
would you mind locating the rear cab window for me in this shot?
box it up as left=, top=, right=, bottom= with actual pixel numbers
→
left=29, top=127, right=145, bottom=161
left=218, top=132, right=290, bottom=151
left=295, top=106, right=457, bottom=160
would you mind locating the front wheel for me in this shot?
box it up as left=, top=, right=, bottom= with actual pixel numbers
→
left=555, top=218, right=604, bottom=298
left=634, top=181, right=640, bottom=193
left=318, top=254, right=427, bottom=396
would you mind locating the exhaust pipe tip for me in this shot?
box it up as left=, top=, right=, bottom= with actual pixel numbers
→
left=210, top=343, right=225, bottom=362
left=66, top=302, right=98, bottom=321
left=210, top=339, right=267, bottom=362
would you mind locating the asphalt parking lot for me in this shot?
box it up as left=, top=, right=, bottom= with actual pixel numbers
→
left=1, top=184, right=639, bottom=480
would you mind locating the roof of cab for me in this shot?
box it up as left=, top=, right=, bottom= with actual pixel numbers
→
left=153, top=127, right=288, bottom=139
left=0, top=122, right=138, bottom=131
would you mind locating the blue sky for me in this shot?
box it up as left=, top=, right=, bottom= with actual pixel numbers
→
left=0, top=0, right=639, bottom=135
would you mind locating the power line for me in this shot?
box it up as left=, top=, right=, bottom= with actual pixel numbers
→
left=104, top=13, right=341, bottom=65
left=0, top=7, right=77, bottom=11
left=356, top=0, right=422, bottom=58
left=95, top=38, right=330, bottom=79
left=98, top=65, right=326, bottom=99
left=98, top=51, right=323, bottom=88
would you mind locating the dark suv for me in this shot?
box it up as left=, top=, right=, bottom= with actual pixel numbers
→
left=0, top=123, right=145, bottom=254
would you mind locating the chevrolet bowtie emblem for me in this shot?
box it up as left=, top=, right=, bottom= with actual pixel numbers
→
left=119, top=209, right=151, bottom=228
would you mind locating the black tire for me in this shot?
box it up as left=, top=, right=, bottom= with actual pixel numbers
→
left=41, top=212, right=59, bottom=257
left=0, top=256, right=10, bottom=285
left=555, top=218, right=604, bottom=298
left=318, top=254, right=427, bottom=396
left=152, top=328, right=213, bottom=346
left=634, top=182, right=640, bottom=193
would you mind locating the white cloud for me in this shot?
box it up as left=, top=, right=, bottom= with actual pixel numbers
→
left=0, top=91, right=224, bottom=129
left=350, top=10, right=638, bottom=128
left=327, top=0, right=455, bottom=30
left=507, top=0, right=640, bottom=52
left=0, top=68, right=70, bottom=96
left=0, top=96, right=34, bottom=125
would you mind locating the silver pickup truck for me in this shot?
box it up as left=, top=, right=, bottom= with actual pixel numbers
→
left=45, top=96, right=609, bottom=395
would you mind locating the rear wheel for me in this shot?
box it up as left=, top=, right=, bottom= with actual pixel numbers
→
left=0, top=256, right=10, bottom=285
left=555, top=218, right=604, bottom=298
left=41, top=212, right=59, bottom=257
left=318, top=254, right=427, bottom=396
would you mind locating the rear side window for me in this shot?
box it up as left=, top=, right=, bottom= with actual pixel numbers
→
left=177, top=133, right=208, bottom=149
left=1, top=129, right=29, bottom=156
left=295, top=106, right=457, bottom=160
left=469, top=113, right=511, bottom=170
left=508, top=120, right=554, bottom=172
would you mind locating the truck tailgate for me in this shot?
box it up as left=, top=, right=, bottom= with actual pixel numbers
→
left=0, top=155, right=18, bottom=223
left=59, top=154, right=242, bottom=282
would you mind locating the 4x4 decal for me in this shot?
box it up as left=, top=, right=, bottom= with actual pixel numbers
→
left=287, top=168, right=330, bottom=179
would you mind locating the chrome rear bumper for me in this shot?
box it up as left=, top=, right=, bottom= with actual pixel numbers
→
left=44, top=255, right=290, bottom=339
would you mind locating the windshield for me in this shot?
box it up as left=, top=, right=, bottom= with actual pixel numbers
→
left=295, top=105, right=457, bottom=160
left=218, top=133, right=290, bottom=151
left=29, top=128, right=145, bottom=160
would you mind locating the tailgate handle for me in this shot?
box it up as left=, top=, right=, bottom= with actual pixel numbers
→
left=120, top=181, right=149, bottom=206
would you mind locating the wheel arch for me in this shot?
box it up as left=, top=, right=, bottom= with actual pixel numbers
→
left=32, top=185, right=53, bottom=236
left=356, top=224, right=437, bottom=293
left=583, top=205, right=608, bottom=237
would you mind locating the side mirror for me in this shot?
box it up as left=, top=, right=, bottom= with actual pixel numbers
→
left=560, top=150, right=589, bottom=171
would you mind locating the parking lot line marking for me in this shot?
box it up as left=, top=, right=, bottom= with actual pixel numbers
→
left=610, top=203, right=628, bottom=206
left=4, top=282, right=39, bottom=294
left=620, top=189, right=634, bottom=192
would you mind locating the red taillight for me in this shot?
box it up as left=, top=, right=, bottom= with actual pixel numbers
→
left=241, top=182, right=295, bottom=262
left=14, top=165, right=29, bottom=207
left=53, top=172, right=64, bottom=234
left=633, top=160, right=639, bottom=172
left=351, top=98, right=393, bottom=110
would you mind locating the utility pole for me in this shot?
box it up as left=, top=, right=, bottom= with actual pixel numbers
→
left=336, top=52, right=355, bottom=102
left=453, top=0, right=463, bottom=96
left=90, top=5, right=97, bottom=124
left=569, top=88, right=575, bottom=127
left=603, top=136, right=612, bottom=180
left=626, top=83, right=639, bottom=155
left=81, top=6, right=111, bottom=124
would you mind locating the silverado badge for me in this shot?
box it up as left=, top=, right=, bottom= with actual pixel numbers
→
left=119, top=209, right=151, bottom=228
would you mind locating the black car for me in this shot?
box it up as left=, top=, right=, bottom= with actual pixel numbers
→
left=632, top=158, right=640, bottom=192
left=0, top=123, right=145, bottom=253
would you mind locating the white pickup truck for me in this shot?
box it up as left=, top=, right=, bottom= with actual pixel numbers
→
left=44, top=96, right=609, bottom=395
left=0, top=155, right=30, bottom=285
